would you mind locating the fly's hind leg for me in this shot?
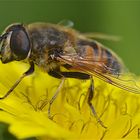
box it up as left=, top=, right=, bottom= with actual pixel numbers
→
left=48, top=70, right=107, bottom=128
left=88, top=77, right=107, bottom=128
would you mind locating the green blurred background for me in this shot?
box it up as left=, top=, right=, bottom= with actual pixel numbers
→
left=0, top=0, right=140, bottom=74
left=0, top=0, right=140, bottom=139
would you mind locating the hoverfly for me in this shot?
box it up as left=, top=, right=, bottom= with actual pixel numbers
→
left=0, top=22, right=139, bottom=128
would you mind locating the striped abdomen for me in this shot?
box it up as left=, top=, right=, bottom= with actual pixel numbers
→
left=77, top=39, right=123, bottom=74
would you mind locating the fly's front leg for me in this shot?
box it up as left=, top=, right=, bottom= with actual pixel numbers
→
left=88, top=77, right=107, bottom=128
left=0, top=62, right=34, bottom=99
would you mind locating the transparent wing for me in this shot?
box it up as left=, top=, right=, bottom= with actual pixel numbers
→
left=57, top=19, right=74, bottom=28
left=83, top=32, right=121, bottom=42
left=57, top=54, right=140, bottom=94
left=59, top=52, right=123, bottom=76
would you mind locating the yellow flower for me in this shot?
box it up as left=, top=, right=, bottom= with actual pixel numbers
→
left=0, top=61, right=140, bottom=139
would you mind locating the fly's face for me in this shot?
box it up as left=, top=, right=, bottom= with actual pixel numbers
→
left=0, top=24, right=31, bottom=63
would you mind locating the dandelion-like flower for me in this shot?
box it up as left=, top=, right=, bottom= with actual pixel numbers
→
left=0, top=61, right=140, bottom=140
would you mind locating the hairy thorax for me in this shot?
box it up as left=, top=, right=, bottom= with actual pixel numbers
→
left=27, top=23, right=77, bottom=72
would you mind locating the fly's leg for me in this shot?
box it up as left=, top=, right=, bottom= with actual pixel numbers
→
left=0, top=62, right=34, bottom=99
left=47, top=70, right=90, bottom=119
left=48, top=78, right=65, bottom=119
left=88, top=78, right=107, bottom=128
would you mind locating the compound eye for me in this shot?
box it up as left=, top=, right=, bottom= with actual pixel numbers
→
left=10, top=29, right=30, bottom=60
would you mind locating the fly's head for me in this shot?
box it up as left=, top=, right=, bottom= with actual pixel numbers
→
left=0, top=24, right=30, bottom=63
